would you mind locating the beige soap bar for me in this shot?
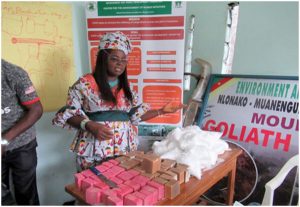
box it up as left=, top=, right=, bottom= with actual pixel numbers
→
left=165, top=180, right=180, bottom=199
left=120, top=159, right=140, bottom=170
left=162, top=159, right=176, bottom=168
left=141, top=154, right=161, bottom=174
left=153, top=177, right=169, bottom=185
left=169, top=167, right=185, bottom=184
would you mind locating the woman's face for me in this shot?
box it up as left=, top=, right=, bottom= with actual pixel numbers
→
left=107, top=49, right=128, bottom=80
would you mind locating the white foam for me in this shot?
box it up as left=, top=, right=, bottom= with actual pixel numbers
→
left=152, top=126, right=229, bottom=179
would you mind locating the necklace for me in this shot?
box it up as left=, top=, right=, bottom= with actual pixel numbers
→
left=108, top=79, right=119, bottom=88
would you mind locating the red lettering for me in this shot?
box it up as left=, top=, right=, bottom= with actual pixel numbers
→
left=281, top=117, right=295, bottom=130
left=203, top=119, right=216, bottom=131
left=251, top=113, right=266, bottom=124
left=239, top=126, right=247, bottom=141
left=274, top=133, right=291, bottom=152
left=228, top=123, right=238, bottom=140
left=245, top=128, right=259, bottom=145
left=216, top=122, right=229, bottom=137
left=261, top=129, right=274, bottom=147
left=267, top=115, right=279, bottom=127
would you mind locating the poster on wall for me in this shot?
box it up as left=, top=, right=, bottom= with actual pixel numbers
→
left=1, top=2, right=76, bottom=111
left=85, top=1, right=186, bottom=137
left=198, top=74, right=299, bottom=205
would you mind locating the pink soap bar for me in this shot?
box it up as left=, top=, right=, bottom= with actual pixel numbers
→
left=81, top=169, right=94, bottom=178
left=106, top=195, right=123, bottom=205
left=102, top=161, right=114, bottom=168
left=116, top=171, right=134, bottom=181
left=124, top=180, right=141, bottom=191
left=114, top=188, right=129, bottom=199
left=94, top=180, right=109, bottom=190
left=140, top=189, right=155, bottom=205
left=133, top=191, right=152, bottom=206
left=127, top=169, right=140, bottom=177
left=110, top=165, right=125, bottom=174
left=96, top=165, right=109, bottom=173
left=74, top=173, right=85, bottom=189
left=101, top=189, right=117, bottom=204
left=147, top=180, right=165, bottom=200
left=81, top=178, right=97, bottom=192
left=110, top=176, right=123, bottom=185
left=85, top=186, right=103, bottom=205
left=108, top=159, right=120, bottom=165
left=124, top=194, right=143, bottom=205
left=142, top=185, right=158, bottom=204
left=90, top=174, right=101, bottom=181
left=102, top=171, right=114, bottom=179
left=133, top=175, right=150, bottom=186
left=118, top=184, right=134, bottom=195
left=106, top=168, right=121, bottom=177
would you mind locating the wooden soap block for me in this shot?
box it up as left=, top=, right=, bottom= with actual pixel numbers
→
left=115, top=156, right=129, bottom=163
left=133, top=166, right=146, bottom=174
left=176, top=163, right=189, bottom=170
left=159, top=173, right=176, bottom=182
left=141, top=172, right=156, bottom=179
left=131, top=158, right=142, bottom=165
left=133, top=155, right=144, bottom=162
left=169, top=167, right=185, bottom=184
left=120, top=159, right=140, bottom=170
left=162, top=159, right=176, bottom=168
left=141, top=154, right=161, bottom=174
left=165, top=180, right=180, bottom=200
left=160, top=163, right=171, bottom=171
left=158, top=170, right=178, bottom=180
left=175, top=164, right=190, bottom=183
left=153, top=177, right=169, bottom=185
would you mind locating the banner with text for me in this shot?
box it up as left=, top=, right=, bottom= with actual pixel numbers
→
left=198, top=74, right=299, bottom=205
left=85, top=2, right=186, bottom=134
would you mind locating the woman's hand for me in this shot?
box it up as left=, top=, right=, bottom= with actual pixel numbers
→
left=161, top=101, right=186, bottom=114
left=86, top=121, right=114, bottom=141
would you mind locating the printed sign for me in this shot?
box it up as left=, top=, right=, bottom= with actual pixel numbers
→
left=198, top=74, right=299, bottom=205
left=85, top=1, right=186, bottom=135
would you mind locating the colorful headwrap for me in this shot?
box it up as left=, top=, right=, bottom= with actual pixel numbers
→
left=99, top=31, right=132, bottom=55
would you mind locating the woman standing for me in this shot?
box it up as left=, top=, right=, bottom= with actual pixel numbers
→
left=53, top=31, right=184, bottom=171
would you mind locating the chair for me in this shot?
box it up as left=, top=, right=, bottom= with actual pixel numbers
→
left=261, top=155, right=299, bottom=206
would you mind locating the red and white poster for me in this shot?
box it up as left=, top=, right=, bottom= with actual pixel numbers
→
left=85, top=2, right=186, bottom=133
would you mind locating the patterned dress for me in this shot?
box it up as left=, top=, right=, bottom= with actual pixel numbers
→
left=52, top=74, right=149, bottom=170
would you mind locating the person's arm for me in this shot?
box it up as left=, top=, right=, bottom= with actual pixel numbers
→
left=2, top=101, right=43, bottom=142
left=140, top=102, right=185, bottom=121
left=66, top=116, right=113, bottom=141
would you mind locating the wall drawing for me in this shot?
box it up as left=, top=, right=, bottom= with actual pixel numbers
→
left=2, top=2, right=76, bottom=111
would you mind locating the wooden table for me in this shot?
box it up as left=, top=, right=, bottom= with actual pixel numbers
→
left=65, top=146, right=242, bottom=205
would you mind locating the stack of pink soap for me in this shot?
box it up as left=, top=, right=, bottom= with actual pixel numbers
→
left=116, top=171, right=135, bottom=181
left=147, top=180, right=165, bottom=200
left=133, top=175, right=150, bottom=186
left=85, top=186, right=103, bottom=205
left=73, top=155, right=180, bottom=205
left=124, top=194, right=143, bottom=205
